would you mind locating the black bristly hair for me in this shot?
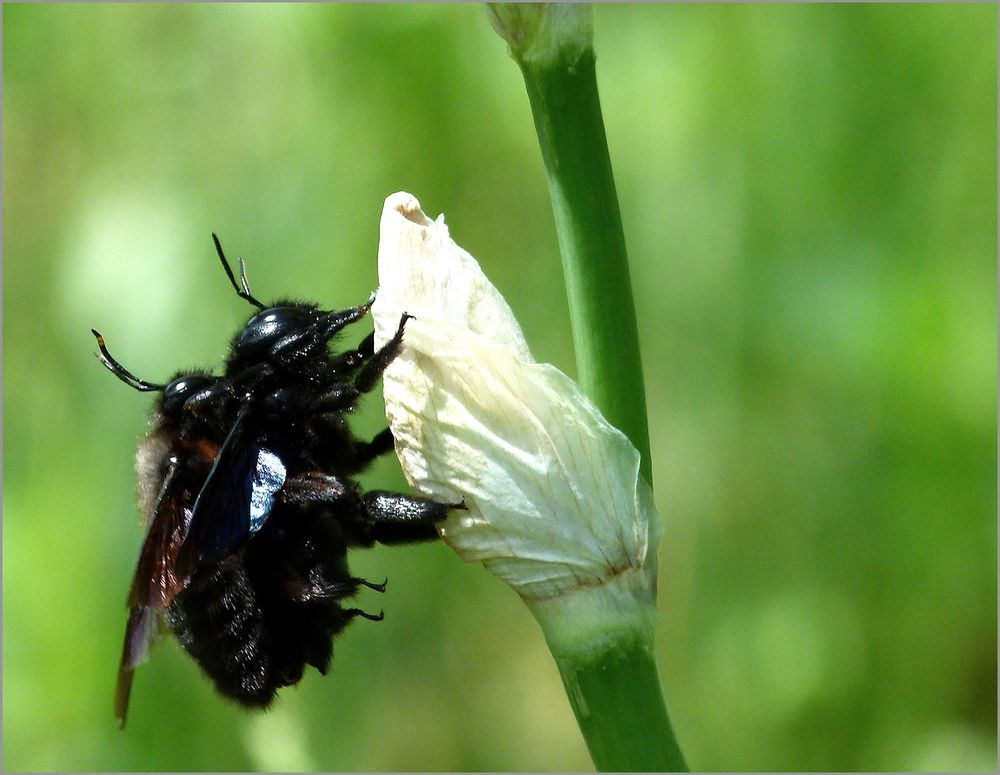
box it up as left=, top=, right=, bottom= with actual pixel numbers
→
left=100, top=234, right=460, bottom=728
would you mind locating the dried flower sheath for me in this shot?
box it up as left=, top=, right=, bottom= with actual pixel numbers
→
left=372, top=193, right=660, bottom=643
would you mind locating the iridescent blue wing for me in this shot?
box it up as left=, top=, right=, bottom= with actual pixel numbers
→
left=176, top=406, right=286, bottom=576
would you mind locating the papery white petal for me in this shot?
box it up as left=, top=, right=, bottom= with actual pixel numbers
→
left=372, top=192, right=660, bottom=606
left=373, top=192, right=532, bottom=361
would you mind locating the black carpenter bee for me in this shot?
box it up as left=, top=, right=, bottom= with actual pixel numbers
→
left=94, top=235, right=455, bottom=728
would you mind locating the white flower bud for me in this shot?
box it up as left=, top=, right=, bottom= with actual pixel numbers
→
left=372, top=192, right=661, bottom=648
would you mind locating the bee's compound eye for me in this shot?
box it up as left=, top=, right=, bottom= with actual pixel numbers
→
left=236, top=306, right=315, bottom=357
left=161, top=374, right=215, bottom=413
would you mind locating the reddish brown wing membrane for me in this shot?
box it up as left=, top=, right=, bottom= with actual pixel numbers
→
left=115, top=605, right=163, bottom=728
left=115, top=461, right=193, bottom=727
left=126, top=463, right=192, bottom=609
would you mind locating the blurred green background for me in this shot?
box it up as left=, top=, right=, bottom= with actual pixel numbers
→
left=3, top=3, right=996, bottom=771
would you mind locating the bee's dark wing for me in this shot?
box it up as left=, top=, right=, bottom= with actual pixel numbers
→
left=176, top=406, right=286, bottom=577
left=126, top=460, right=192, bottom=609
left=115, top=604, right=166, bottom=728
left=116, top=457, right=193, bottom=727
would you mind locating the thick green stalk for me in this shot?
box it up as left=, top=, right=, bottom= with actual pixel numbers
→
left=488, top=5, right=686, bottom=771
left=489, top=3, right=651, bottom=482
left=551, top=632, right=688, bottom=772
left=527, top=573, right=688, bottom=772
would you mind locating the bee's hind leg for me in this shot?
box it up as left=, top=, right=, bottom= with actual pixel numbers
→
left=361, top=490, right=460, bottom=545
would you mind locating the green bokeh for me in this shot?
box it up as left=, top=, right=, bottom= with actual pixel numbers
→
left=3, top=3, right=995, bottom=771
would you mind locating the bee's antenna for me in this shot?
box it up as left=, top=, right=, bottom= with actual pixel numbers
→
left=212, top=233, right=265, bottom=310
left=91, top=329, right=165, bottom=392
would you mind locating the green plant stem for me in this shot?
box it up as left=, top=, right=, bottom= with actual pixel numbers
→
left=492, top=6, right=651, bottom=483
left=528, top=576, right=688, bottom=772
left=552, top=632, right=687, bottom=772
left=489, top=5, right=687, bottom=771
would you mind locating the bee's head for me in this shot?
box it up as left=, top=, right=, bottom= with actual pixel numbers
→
left=159, top=373, right=217, bottom=416
left=227, top=302, right=327, bottom=369
left=212, top=235, right=346, bottom=374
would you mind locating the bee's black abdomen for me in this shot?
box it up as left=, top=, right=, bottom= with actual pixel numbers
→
left=265, top=598, right=347, bottom=681
left=246, top=506, right=360, bottom=687
left=168, top=505, right=365, bottom=709
left=168, top=557, right=276, bottom=707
